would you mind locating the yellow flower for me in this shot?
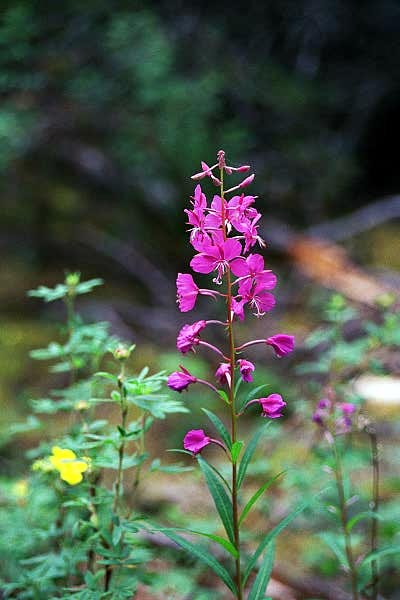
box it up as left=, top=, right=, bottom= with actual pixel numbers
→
left=49, top=446, right=89, bottom=485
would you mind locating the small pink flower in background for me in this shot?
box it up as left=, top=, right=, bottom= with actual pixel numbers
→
left=183, top=429, right=226, bottom=455
left=258, top=394, right=286, bottom=418
left=167, top=366, right=197, bottom=392
left=266, top=334, right=295, bottom=357
left=337, top=402, right=355, bottom=415
left=177, top=320, right=207, bottom=354
left=318, top=398, right=332, bottom=409
left=237, top=359, right=255, bottom=382
left=176, top=273, right=199, bottom=312
left=215, top=362, right=231, bottom=386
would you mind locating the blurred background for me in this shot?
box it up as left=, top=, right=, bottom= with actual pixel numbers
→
left=0, top=1, right=399, bottom=596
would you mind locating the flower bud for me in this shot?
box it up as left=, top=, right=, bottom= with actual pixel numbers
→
left=239, top=174, right=255, bottom=188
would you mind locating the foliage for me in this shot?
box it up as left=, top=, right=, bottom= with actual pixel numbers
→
left=0, top=273, right=188, bottom=598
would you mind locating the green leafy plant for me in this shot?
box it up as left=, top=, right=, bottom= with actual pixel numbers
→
left=1, top=273, right=188, bottom=599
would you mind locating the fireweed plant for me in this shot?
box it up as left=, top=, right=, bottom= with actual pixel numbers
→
left=164, top=151, right=303, bottom=599
left=2, top=273, right=188, bottom=599
left=301, top=294, right=400, bottom=600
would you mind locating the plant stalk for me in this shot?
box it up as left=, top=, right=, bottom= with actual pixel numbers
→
left=367, top=425, right=380, bottom=600
left=105, top=362, right=128, bottom=592
left=332, top=437, right=359, bottom=600
left=221, top=166, right=242, bottom=600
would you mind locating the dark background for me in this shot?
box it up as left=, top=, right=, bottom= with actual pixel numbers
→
left=1, top=0, right=399, bottom=418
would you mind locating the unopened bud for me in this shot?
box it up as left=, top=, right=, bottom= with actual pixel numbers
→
left=191, top=171, right=206, bottom=180
left=211, top=175, right=222, bottom=186
left=65, top=272, right=80, bottom=287
left=74, top=400, right=89, bottom=411
left=224, top=166, right=233, bottom=175
left=113, top=345, right=132, bottom=361
left=237, top=165, right=251, bottom=172
left=217, top=150, right=226, bottom=169
left=239, top=174, right=255, bottom=188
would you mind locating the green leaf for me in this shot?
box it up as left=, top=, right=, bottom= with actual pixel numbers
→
left=218, top=389, right=229, bottom=404
left=198, top=456, right=234, bottom=543
left=361, top=545, right=400, bottom=566
left=243, top=499, right=309, bottom=585
left=231, top=441, right=243, bottom=464
left=239, top=472, right=285, bottom=526
left=347, top=511, right=384, bottom=532
left=202, top=408, right=232, bottom=450
left=237, top=421, right=271, bottom=489
left=318, top=532, right=348, bottom=567
left=155, top=526, right=238, bottom=559
left=95, top=372, right=118, bottom=382
left=159, top=529, right=237, bottom=595
left=240, top=384, right=269, bottom=411
left=247, top=541, right=275, bottom=600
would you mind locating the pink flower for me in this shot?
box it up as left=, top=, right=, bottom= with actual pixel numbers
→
left=190, top=236, right=243, bottom=285
left=183, top=429, right=226, bottom=455
left=258, top=394, right=286, bottom=418
left=227, top=194, right=259, bottom=227
left=232, top=297, right=246, bottom=321
left=238, top=279, right=276, bottom=317
left=237, top=359, right=255, bottom=382
left=184, top=429, right=211, bottom=454
left=176, top=273, right=199, bottom=312
left=244, top=393, right=286, bottom=418
left=167, top=366, right=197, bottom=392
left=231, top=254, right=276, bottom=289
left=266, top=334, right=295, bottom=357
left=337, top=402, right=356, bottom=415
left=215, top=362, right=231, bottom=386
left=191, top=184, right=207, bottom=210
left=177, top=320, right=207, bottom=354
left=234, top=213, right=265, bottom=253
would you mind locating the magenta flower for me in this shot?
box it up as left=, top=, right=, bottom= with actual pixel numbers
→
left=237, top=359, right=255, bottom=382
left=238, top=278, right=276, bottom=317
left=176, top=273, right=199, bottom=312
left=183, top=429, right=226, bottom=455
left=215, top=362, right=231, bottom=386
left=177, top=320, right=207, bottom=354
left=231, top=254, right=276, bottom=288
left=266, top=334, right=295, bottom=358
left=234, top=213, right=265, bottom=253
left=258, top=394, right=286, bottom=418
left=337, top=402, right=356, bottom=415
left=190, top=235, right=242, bottom=285
left=167, top=366, right=197, bottom=392
left=227, top=194, right=259, bottom=227
left=244, top=394, right=286, bottom=418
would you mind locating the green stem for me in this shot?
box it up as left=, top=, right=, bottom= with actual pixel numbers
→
left=367, top=425, right=380, bottom=600
left=105, top=362, right=128, bottom=592
left=221, top=166, right=242, bottom=600
left=332, top=437, right=359, bottom=600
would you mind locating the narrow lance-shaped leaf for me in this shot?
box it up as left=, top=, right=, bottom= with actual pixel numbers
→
left=361, top=545, right=400, bottom=566
left=160, top=529, right=237, bottom=595
left=239, top=472, right=285, bottom=526
left=243, top=499, right=309, bottom=585
left=198, top=456, right=234, bottom=543
left=155, top=527, right=238, bottom=559
left=237, top=421, right=271, bottom=489
left=202, top=408, right=232, bottom=450
left=247, top=541, right=275, bottom=600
